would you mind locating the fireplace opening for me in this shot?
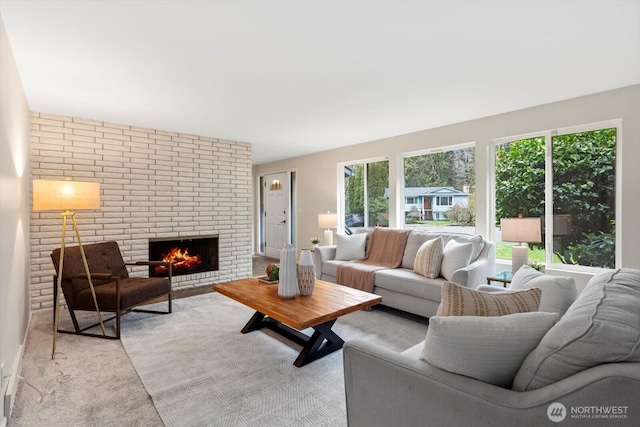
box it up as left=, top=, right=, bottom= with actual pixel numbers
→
left=148, top=235, right=219, bottom=277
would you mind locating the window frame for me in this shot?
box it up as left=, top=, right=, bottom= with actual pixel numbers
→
left=338, top=155, right=389, bottom=234
left=489, top=119, right=622, bottom=273
left=399, top=142, right=475, bottom=230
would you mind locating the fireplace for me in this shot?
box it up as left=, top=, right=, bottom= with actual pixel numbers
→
left=148, top=235, right=219, bottom=277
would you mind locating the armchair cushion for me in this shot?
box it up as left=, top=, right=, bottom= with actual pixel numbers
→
left=513, top=268, right=640, bottom=391
left=74, top=277, right=171, bottom=311
left=420, top=312, right=559, bottom=388
left=510, top=266, right=577, bottom=315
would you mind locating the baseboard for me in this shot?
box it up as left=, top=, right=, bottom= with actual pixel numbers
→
left=3, top=312, right=30, bottom=422
left=4, top=343, right=24, bottom=422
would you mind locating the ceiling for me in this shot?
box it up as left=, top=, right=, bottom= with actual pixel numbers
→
left=2, top=1, right=639, bottom=165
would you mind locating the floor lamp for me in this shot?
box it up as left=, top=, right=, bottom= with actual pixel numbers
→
left=318, top=212, right=338, bottom=246
left=33, top=179, right=104, bottom=358
left=500, top=215, right=542, bottom=274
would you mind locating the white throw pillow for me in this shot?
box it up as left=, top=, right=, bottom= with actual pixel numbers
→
left=509, top=266, right=577, bottom=315
left=440, top=240, right=473, bottom=281
left=413, top=237, right=444, bottom=279
left=334, top=233, right=367, bottom=261
left=420, top=312, right=559, bottom=388
left=512, top=268, right=640, bottom=391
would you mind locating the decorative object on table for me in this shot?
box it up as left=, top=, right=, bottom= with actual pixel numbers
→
left=258, top=276, right=278, bottom=284
left=311, top=237, right=320, bottom=248
left=266, top=263, right=279, bottom=280
left=501, top=214, right=542, bottom=273
left=525, top=261, right=544, bottom=272
left=33, top=179, right=104, bottom=358
left=318, top=211, right=338, bottom=246
left=297, top=249, right=316, bottom=295
left=278, top=243, right=298, bottom=298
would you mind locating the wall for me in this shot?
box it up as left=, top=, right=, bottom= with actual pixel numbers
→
left=30, top=114, right=253, bottom=310
left=0, top=15, right=31, bottom=424
left=254, top=85, right=640, bottom=290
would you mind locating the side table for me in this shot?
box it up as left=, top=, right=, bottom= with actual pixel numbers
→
left=486, top=270, right=513, bottom=288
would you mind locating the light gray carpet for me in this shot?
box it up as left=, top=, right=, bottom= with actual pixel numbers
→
left=119, top=292, right=428, bottom=427
left=8, top=308, right=163, bottom=426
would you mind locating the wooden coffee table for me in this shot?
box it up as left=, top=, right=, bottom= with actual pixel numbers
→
left=214, top=277, right=382, bottom=367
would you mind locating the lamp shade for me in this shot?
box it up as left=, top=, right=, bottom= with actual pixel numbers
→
left=33, top=180, right=100, bottom=211
left=318, top=212, right=338, bottom=229
left=500, top=217, right=542, bottom=244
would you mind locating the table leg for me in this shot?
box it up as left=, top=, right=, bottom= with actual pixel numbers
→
left=240, top=311, right=345, bottom=367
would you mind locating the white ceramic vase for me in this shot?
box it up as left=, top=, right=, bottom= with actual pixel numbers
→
left=278, top=243, right=298, bottom=298
left=297, top=249, right=315, bottom=296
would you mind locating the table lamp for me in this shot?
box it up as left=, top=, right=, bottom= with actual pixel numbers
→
left=33, top=179, right=104, bottom=358
left=500, top=215, right=542, bottom=274
left=318, top=212, right=338, bottom=246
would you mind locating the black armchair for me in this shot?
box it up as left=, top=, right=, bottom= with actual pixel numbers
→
left=51, top=241, right=172, bottom=339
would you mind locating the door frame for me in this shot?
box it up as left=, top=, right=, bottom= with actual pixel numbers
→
left=256, top=169, right=297, bottom=256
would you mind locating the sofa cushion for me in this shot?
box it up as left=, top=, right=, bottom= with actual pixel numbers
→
left=436, top=281, right=541, bottom=316
left=440, top=240, right=474, bottom=281
left=374, top=268, right=445, bottom=302
left=321, top=259, right=349, bottom=279
left=413, top=237, right=444, bottom=279
left=509, top=266, right=577, bottom=315
left=512, top=268, right=640, bottom=391
left=420, top=312, right=559, bottom=388
left=334, top=233, right=367, bottom=260
left=401, top=232, right=485, bottom=269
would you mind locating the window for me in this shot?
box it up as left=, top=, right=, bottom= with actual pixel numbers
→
left=342, top=158, right=389, bottom=233
left=493, top=121, right=619, bottom=269
left=402, top=144, right=475, bottom=232
left=436, top=196, right=453, bottom=206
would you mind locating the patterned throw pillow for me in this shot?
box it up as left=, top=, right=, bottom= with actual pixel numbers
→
left=437, top=281, right=541, bottom=316
left=413, top=237, right=444, bottom=279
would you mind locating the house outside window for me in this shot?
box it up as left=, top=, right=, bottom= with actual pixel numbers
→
left=401, top=144, right=475, bottom=232
left=492, top=120, right=619, bottom=270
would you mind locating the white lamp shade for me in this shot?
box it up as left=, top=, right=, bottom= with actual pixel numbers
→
left=33, top=180, right=100, bottom=211
left=318, top=213, right=338, bottom=229
left=500, top=217, right=541, bottom=243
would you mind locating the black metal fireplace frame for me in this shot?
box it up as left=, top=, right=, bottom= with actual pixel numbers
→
left=148, top=234, right=219, bottom=277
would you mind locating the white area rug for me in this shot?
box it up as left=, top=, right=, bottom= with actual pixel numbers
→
left=120, top=292, right=428, bottom=427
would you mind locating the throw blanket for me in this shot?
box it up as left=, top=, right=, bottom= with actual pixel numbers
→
left=337, top=228, right=410, bottom=293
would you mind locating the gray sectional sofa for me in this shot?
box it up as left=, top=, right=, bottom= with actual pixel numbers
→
left=313, top=230, right=495, bottom=318
left=343, top=268, right=640, bottom=427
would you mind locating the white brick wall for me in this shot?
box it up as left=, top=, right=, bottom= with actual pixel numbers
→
left=30, top=113, right=253, bottom=310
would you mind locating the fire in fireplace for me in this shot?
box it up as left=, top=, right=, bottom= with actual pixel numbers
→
left=148, top=235, right=219, bottom=277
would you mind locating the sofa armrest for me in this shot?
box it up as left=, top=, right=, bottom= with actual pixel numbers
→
left=344, top=339, right=640, bottom=427
left=313, top=245, right=336, bottom=276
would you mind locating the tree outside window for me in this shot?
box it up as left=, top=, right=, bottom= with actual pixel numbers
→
left=344, top=160, right=389, bottom=232
left=495, top=127, right=617, bottom=268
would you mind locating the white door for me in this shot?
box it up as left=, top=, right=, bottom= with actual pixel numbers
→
left=264, top=172, right=290, bottom=258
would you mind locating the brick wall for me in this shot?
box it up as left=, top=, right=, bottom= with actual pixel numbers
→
left=30, top=112, right=253, bottom=310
